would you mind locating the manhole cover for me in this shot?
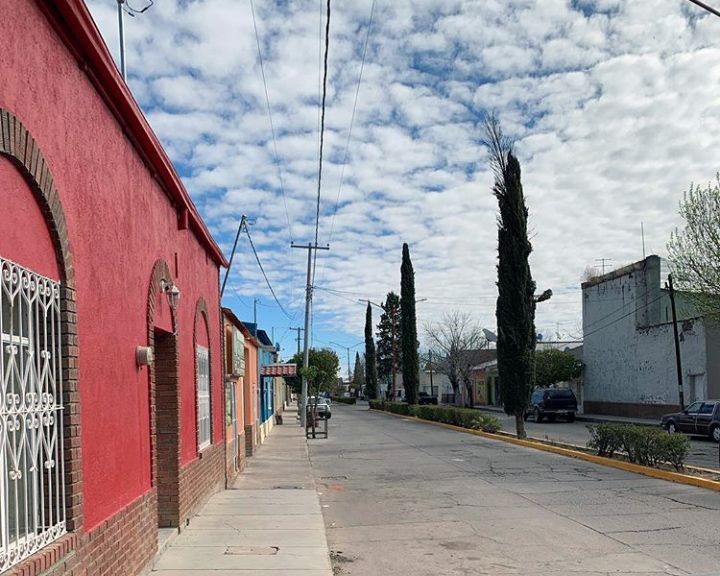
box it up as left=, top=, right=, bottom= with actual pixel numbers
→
left=225, top=546, right=279, bottom=556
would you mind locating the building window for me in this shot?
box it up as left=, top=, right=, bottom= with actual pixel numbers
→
left=0, top=257, right=65, bottom=572
left=196, top=345, right=211, bottom=450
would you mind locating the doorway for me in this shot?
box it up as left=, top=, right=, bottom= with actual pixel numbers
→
left=153, top=328, right=180, bottom=528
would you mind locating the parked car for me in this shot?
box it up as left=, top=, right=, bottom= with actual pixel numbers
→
left=307, top=396, right=332, bottom=419
left=524, top=388, right=577, bottom=422
left=417, top=392, right=438, bottom=405
left=661, top=400, right=720, bottom=442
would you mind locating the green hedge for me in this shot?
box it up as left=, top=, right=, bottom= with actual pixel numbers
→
left=331, top=397, right=357, bottom=405
left=369, top=401, right=501, bottom=433
left=587, top=423, right=690, bottom=470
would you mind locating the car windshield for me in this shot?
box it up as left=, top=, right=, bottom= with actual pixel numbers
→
left=547, top=389, right=574, bottom=399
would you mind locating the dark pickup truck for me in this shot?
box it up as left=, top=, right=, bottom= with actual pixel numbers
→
left=418, top=392, right=438, bottom=405
left=524, top=388, right=577, bottom=422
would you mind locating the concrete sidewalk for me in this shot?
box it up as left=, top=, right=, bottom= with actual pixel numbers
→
left=151, top=418, right=333, bottom=575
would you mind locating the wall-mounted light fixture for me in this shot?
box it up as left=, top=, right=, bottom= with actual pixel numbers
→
left=160, top=279, right=181, bottom=310
left=136, top=346, right=154, bottom=366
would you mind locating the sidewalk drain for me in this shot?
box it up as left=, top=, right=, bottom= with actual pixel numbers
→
left=225, top=546, right=279, bottom=556
left=272, top=485, right=304, bottom=489
left=321, top=476, right=348, bottom=480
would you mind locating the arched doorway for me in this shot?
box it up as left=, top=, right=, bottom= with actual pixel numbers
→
left=147, top=261, right=180, bottom=531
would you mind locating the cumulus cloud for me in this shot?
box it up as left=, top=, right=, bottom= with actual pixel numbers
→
left=87, top=0, right=720, bottom=351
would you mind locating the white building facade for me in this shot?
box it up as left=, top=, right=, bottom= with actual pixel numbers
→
left=582, top=255, right=720, bottom=418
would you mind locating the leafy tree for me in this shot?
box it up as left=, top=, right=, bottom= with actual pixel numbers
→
left=485, top=115, right=536, bottom=439
left=284, top=348, right=340, bottom=396
left=425, top=311, right=485, bottom=406
left=667, top=175, right=720, bottom=321
left=400, top=243, right=420, bottom=404
left=534, top=349, right=583, bottom=389
left=376, top=291, right=401, bottom=396
left=364, top=303, right=378, bottom=399
left=352, top=351, right=365, bottom=393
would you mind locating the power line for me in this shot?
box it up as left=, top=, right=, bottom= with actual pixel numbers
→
left=244, top=224, right=293, bottom=320
left=249, top=0, right=294, bottom=244
left=686, top=0, right=720, bottom=17
left=327, top=0, right=377, bottom=246
left=583, top=293, right=666, bottom=339
left=311, top=0, right=332, bottom=288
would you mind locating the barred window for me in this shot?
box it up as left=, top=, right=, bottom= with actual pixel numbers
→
left=0, top=257, right=65, bottom=572
left=196, top=346, right=210, bottom=450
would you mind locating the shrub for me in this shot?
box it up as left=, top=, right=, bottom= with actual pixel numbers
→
left=587, top=423, right=689, bottom=470
left=368, top=401, right=501, bottom=433
left=331, top=397, right=357, bottom=405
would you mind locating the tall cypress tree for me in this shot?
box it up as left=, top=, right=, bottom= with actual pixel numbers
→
left=400, top=243, right=420, bottom=404
left=486, top=116, right=536, bottom=439
left=352, top=351, right=365, bottom=395
left=376, top=291, right=401, bottom=397
left=364, top=302, right=378, bottom=400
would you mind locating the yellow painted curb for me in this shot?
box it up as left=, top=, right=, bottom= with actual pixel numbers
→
left=368, top=408, right=720, bottom=493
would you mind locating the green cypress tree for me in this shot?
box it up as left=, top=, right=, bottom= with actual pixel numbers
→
left=400, top=243, right=420, bottom=404
left=486, top=116, right=536, bottom=439
left=364, top=302, right=378, bottom=399
left=376, top=291, right=401, bottom=396
left=353, top=351, right=365, bottom=394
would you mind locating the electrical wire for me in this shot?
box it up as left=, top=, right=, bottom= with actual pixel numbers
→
left=311, top=0, right=332, bottom=288
left=686, top=0, right=720, bottom=18
left=249, top=0, right=294, bottom=245
left=327, top=0, right=376, bottom=246
left=582, top=293, right=666, bottom=339
left=244, top=224, right=293, bottom=320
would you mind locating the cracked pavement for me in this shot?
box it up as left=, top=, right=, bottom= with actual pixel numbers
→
left=308, top=404, right=720, bottom=576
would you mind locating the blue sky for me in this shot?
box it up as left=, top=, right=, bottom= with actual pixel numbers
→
left=86, top=0, right=720, bottom=365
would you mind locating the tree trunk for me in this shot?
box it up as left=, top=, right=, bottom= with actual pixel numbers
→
left=515, top=413, right=527, bottom=439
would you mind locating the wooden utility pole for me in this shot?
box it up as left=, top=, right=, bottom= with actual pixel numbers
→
left=667, top=274, right=685, bottom=410
left=292, top=242, right=329, bottom=430
left=429, top=350, right=434, bottom=400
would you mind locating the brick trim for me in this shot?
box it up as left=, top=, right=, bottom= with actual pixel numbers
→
left=147, top=260, right=181, bottom=528
left=0, top=109, right=75, bottom=288
left=0, top=110, right=83, bottom=573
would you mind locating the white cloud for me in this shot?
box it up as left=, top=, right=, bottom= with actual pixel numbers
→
left=87, top=0, right=720, bottom=350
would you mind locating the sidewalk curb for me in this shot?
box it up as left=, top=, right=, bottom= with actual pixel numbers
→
left=368, top=408, right=720, bottom=493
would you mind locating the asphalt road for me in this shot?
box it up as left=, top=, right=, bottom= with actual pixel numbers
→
left=474, top=409, right=720, bottom=471
left=309, top=404, right=720, bottom=576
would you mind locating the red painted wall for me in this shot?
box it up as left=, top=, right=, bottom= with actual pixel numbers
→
left=0, top=157, right=60, bottom=281
left=0, top=0, right=224, bottom=530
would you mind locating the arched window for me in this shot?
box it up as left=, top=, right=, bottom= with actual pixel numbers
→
left=194, top=299, right=211, bottom=451
left=0, top=258, right=65, bottom=568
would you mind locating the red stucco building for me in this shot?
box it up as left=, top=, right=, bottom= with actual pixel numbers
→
left=0, top=1, right=231, bottom=574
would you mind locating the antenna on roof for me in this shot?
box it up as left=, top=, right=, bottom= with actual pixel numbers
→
left=116, top=0, right=154, bottom=81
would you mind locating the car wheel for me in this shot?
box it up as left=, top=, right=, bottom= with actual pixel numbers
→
left=710, top=425, right=720, bottom=443
left=666, top=421, right=677, bottom=434
left=534, top=407, right=542, bottom=423
left=567, top=413, right=575, bottom=423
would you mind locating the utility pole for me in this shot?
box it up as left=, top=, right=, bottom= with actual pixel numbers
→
left=292, top=242, right=330, bottom=430
left=667, top=274, right=685, bottom=410
left=290, top=327, right=304, bottom=355
left=117, top=0, right=127, bottom=80
left=429, top=350, right=434, bottom=400
left=253, top=298, right=259, bottom=332
left=595, top=258, right=613, bottom=275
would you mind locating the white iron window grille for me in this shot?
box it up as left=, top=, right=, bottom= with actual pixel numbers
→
left=0, top=257, right=65, bottom=572
left=196, top=346, right=210, bottom=450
